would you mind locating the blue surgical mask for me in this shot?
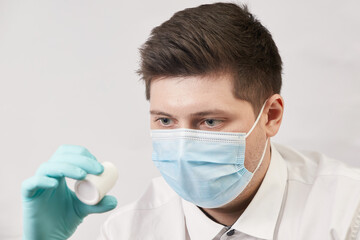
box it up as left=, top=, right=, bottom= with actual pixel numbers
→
left=151, top=103, right=268, bottom=208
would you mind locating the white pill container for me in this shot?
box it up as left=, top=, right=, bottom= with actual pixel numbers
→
left=75, top=161, right=119, bottom=205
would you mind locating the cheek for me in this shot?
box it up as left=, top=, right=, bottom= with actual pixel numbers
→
left=220, top=120, right=249, bottom=133
left=244, top=126, right=266, bottom=172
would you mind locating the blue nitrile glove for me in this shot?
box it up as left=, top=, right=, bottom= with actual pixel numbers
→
left=21, top=145, right=118, bottom=240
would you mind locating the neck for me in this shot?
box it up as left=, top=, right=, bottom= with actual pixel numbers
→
left=200, top=192, right=257, bottom=226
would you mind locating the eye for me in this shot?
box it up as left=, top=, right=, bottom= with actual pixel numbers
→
left=204, top=119, right=222, bottom=128
left=158, top=118, right=173, bottom=126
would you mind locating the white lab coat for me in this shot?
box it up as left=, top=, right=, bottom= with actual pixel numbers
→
left=98, top=143, right=360, bottom=240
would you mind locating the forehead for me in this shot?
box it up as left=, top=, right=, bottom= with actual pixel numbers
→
left=149, top=74, right=253, bottom=117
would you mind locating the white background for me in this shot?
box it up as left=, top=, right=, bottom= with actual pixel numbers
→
left=0, top=0, right=359, bottom=239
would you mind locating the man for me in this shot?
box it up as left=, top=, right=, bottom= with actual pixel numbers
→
left=21, top=3, right=360, bottom=240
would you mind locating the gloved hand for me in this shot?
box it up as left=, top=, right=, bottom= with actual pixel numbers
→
left=21, top=145, right=118, bottom=240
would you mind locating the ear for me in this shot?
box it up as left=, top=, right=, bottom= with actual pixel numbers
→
left=263, top=94, right=284, bottom=137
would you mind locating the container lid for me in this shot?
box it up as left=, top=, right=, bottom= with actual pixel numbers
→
left=75, top=180, right=100, bottom=205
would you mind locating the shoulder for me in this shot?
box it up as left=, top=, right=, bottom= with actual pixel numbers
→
left=99, top=177, right=185, bottom=239
left=274, top=143, right=360, bottom=238
left=274, top=143, right=360, bottom=184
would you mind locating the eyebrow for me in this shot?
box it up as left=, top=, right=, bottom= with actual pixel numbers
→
left=150, top=109, right=228, bottom=117
left=150, top=110, right=173, bottom=117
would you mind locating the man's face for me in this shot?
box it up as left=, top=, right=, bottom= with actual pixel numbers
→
left=149, top=74, right=268, bottom=174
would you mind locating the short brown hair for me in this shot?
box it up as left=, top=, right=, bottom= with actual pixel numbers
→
left=138, top=2, right=282, bottom=114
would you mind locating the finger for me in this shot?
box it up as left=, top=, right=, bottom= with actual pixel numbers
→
left=21, top=176, right=59, bottom=198
left=36, top=162, right=87, bottom=180
left=52, top=144, right=97, bottom=160
left=79, top=195, right=118, bottom=217
left=49, top=154, right=103, bottom=175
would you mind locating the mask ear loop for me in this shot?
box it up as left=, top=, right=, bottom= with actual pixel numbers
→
left=251, top=138, right=269, bottom=174
left=245, top=100, right=268, bottom=139
left=244, top=100, right=269, bottom=174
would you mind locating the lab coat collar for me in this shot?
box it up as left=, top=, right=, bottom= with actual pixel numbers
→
left=182, top=198, right=225, bottom=239
left=182, top=142, right=288, bottom=240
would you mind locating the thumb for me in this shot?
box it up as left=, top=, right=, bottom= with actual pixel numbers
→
left=79, top=195, right=118, bottom=216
